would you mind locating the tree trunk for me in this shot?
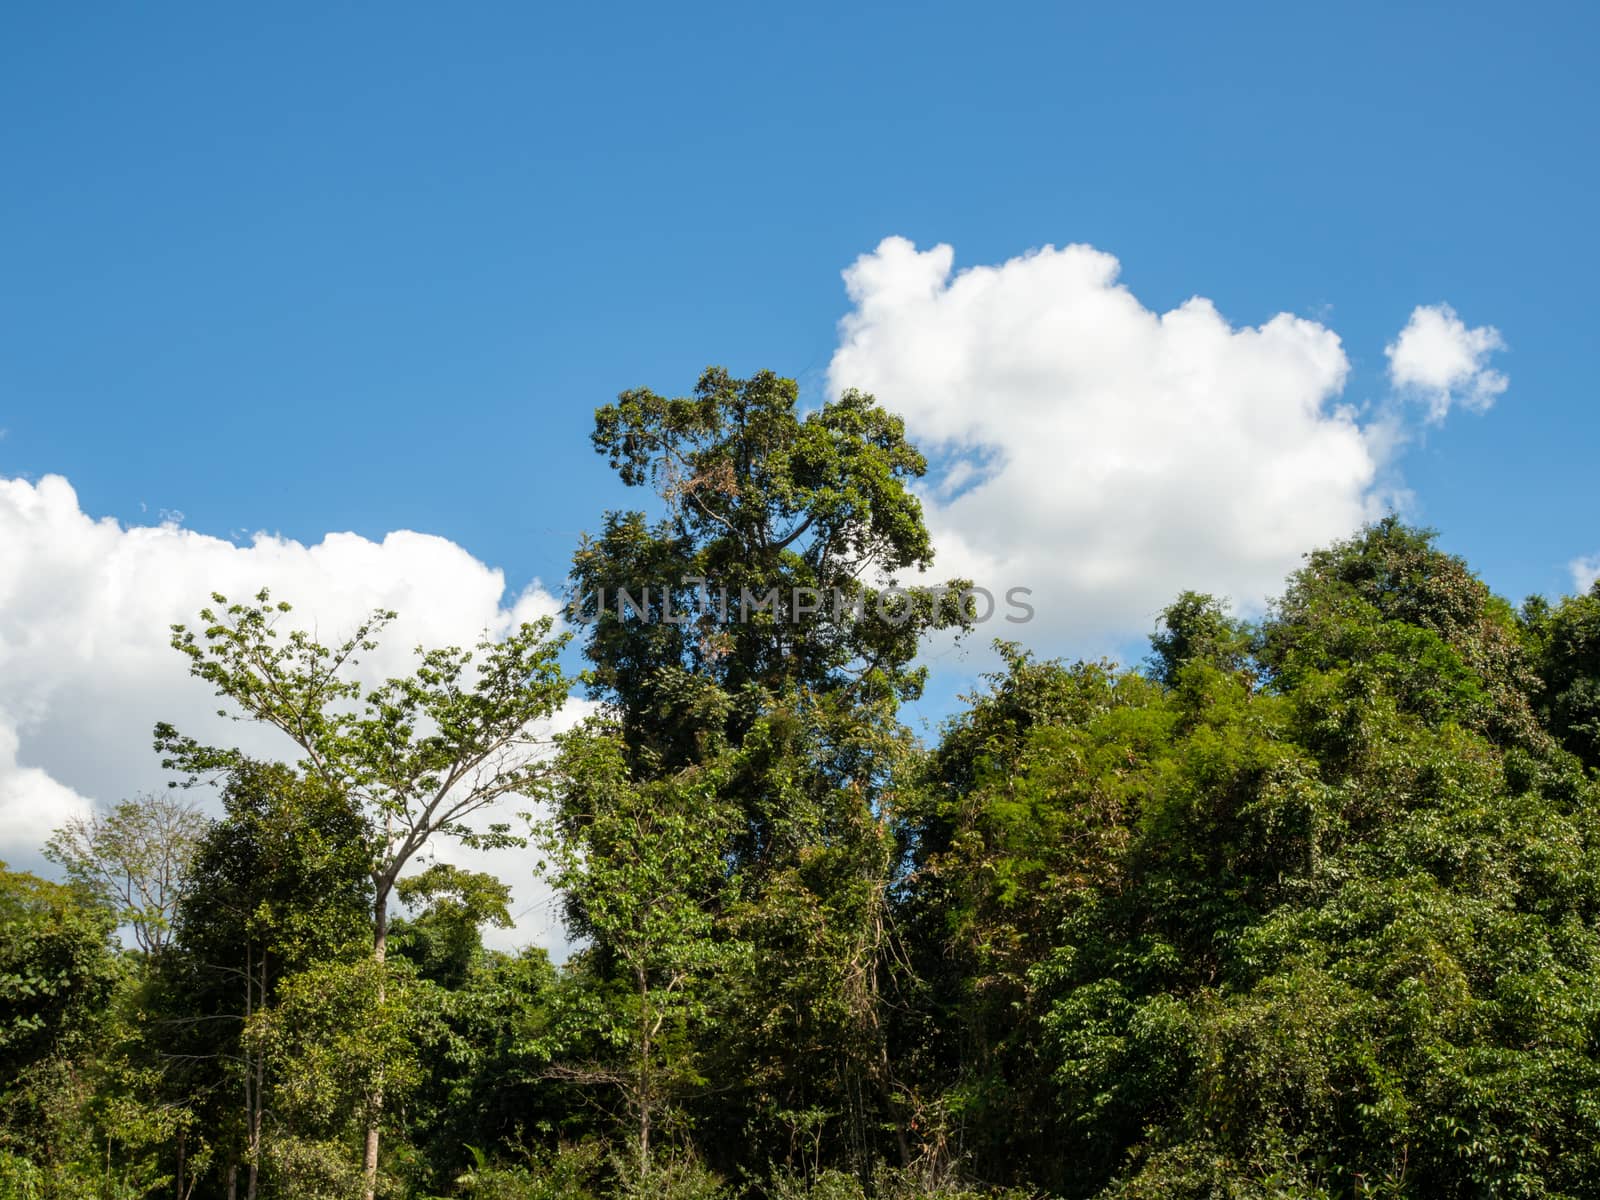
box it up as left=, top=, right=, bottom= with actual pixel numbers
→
left=241, top=943, right=258, bottom=1200
left=362, top=891, right=389, bottom=1200
left=245, top=950, right=265, bottom=1200
left=637, top=965, right=651, bottom=1181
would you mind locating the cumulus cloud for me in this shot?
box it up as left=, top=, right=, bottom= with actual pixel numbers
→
left=829, top=237, right=1400, bottom=646
left=0, top=474, right=581, bottom=950
left=1386, top=303, right=1508, bottom=422
left=1572, top=555, right=1600, bottom=595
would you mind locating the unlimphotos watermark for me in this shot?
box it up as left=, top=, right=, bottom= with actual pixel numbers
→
left=565, top=578, right=1035, bottom=627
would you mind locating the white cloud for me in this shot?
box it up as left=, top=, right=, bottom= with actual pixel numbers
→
left=1386, top=303, right=1508, bottom=422
left=1572, top=555, right=1600, bottom=595
left=0, top=473, right=582, bottom=951
left=828, top=237, right=1399, bottom=645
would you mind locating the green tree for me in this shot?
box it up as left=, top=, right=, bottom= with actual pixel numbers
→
left=398, top=945, right=574, bottom=1195
left=575, top=366, right=969, bottom=770
left=1258, top=515, right=1547, bottom=750
left=1146, top=591, right=1253, bottom=687
left=390, top=863, right=514, bottom=990
left=0, top=863, right=177, bottom=1197
left=0, top=863, right=120, bottom=1087
left=898, top=520, right=1600, bottom=1197
left=157, top=592, right=568, bottom=1200
left=250, top=956, right=441, bottom=1200
left=895, top=647, right=1161, bottom=1183
left=1524, top=580, right=1600, bottom=771
left=567, top=368, right=969, bottom=1179
left=159, top=760, right=371, bottom=1200
left=539, top=727, right=744, bottom=1179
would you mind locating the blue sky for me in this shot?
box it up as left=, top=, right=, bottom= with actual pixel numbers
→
left=4, top=0, right=1595, bottom=591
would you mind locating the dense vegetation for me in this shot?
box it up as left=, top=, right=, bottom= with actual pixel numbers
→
left=4, top=368, right=1599, bottom=1199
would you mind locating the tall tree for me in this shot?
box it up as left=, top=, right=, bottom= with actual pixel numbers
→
left=161, top=760, right=371, bottom=1200
left=575, top=366, right=969, bottom=770
left=157, top=592, right=569, bottom=1200
left=563, top=368, right=970, bottom=1177
left=539, top=727, right=743, bottom=1178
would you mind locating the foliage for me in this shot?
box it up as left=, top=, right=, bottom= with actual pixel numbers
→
left=392, top=864, right=514, bottom=990
left=537, top=727, right=746, bottom=1179
left=158, top=591, right=569, bottom=897
left=1524, top=580, right=1600, bottom=771
left=0, top=866, right=187, bottom=1197
left=452, top=1140, right=604, bottom=1200
left=155, top=591, right=569, bottom=1199
left=575, top=366, right=970, bottom=769
left=12, top=381, right=1600, bottom=1199
left=148, top=759, right=372, bottom=1199
left=0, top=864, right=120, bottom=1084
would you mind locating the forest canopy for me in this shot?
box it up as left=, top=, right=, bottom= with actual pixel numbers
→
left=3, top=369, right=1599, bottom=1200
